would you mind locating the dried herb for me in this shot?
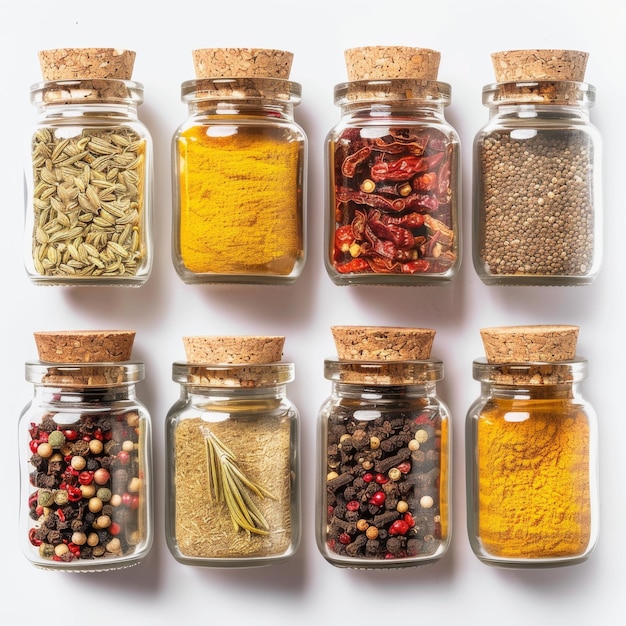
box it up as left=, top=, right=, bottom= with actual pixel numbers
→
left=204, top=431, right=275, bottom=535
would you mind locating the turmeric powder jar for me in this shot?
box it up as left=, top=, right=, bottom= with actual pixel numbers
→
left=317, top=326, right=452, bottom=569
left=465, top=325, right=598, bottom=568
left=325, top=47, right=461, bottom=286
left=25, top=49, right=154, bottom=287
left=172, top=49, right=307, bottom=284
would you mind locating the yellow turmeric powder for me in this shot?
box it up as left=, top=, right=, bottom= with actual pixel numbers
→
left=476, top=395, right=591, bottom=559
left=177, top=124, right=304, bottom=277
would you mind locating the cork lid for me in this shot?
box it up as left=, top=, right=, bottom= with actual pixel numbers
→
left=491, top=49, right=588, bottom=82
left=183, top=335, right=285, bottom=364
left=38, top=48, right=136, bottom=81
left=331, top=326, right=435, bottom=361
left=344, top=46, right=440, bottom=81
left=480, top=325, right=579, bottom=363
left=34, top=330, right=136, bottom=363
left=191, top=48, right=293, bottom=80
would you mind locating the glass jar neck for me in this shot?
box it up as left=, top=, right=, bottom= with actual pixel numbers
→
left=26, top=361, right=145, bottom=387
left=172, top=362, right=295, bottom=390
left=30, top=79, right=144, bottom=116
left=331, top=380, right=438, bottom=400
left=335, top=79, right=450, bottom=119
left=325, top=358, right=443, bottom=388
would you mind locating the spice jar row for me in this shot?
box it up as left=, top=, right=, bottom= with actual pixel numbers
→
left=23, top=45, right=602, bottom=288
left=19, top=325, right=598, bottom=572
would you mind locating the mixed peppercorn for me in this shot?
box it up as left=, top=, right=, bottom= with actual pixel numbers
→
left=325, top=402, right=444, bottom=562
left=27, top=407, right=144, bottom=563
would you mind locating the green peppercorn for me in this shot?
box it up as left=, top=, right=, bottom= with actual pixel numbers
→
left=47, top=431, right=66, bottom=449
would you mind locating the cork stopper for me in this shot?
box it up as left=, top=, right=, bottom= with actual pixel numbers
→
left=38, top=48, right=136, bottom=81
left=344, top=46, right=440, bottom=81
left=331, top=326, right=435, bottom=361
left=191, top=48, right=293, bottom=80
left=491, top=49, right=588, bottom=83
left=183, top=335, right=285, bottom=364
left=34, top=330, right=135, bottom=363
left=480, top=325, right=579, bottom=363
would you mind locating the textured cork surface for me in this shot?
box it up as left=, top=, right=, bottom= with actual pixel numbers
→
left=344, top=46, right=440, bottom=81
left=34, top=330, right=135, bottom=363
left=331, top=326, right=435, bottom=361
left=480, top=325, right=579, bottom=363
left=491, top=49, right=588, bottom=82
left=183, top=335, right=285, bottom=364
left=192, top=48, right=293, bottom=79
left=38, top=48, right=136, bottom=81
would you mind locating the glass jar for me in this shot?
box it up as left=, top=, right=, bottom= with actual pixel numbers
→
left=165, top=362, right=301, bottom=566
left=172, top=49, right=307, bottom=285
left=325, top=47, right=460, bottom=286
left=25, top=49, right=153, bottom=286
left=19, top=361, right=153, bottom=571
left=466, top=358, right=598, bottom=567
left=317, top=359, right=451, bottom=568
left=472, top=49, right=602, bottom=285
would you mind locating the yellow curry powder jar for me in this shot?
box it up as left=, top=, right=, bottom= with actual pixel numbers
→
left=325, top=47, right=461, bottom=286
left=172, top=48, right=307, bottom=285
left=465, top=325, right=598, bottom=568
left=25, top=48, right=154, bottom=287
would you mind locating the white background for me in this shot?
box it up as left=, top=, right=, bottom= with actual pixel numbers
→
left=1, top=1, right=624, bottom=623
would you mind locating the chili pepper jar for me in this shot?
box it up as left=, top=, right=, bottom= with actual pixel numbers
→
left=172, top=48, right=307, bottom=285
left=325, top=47, right=461, bottom=286
left=317, top=326, right=451, bottom=568
left=165, top=335, right=301, bottom=567
left=19, top=331, right=153, bottom=571
left=24, top=48, right=154, bottom=287
left=466, top=325, right=598, bottom=568
left=473, top=49, right=602, bottom=285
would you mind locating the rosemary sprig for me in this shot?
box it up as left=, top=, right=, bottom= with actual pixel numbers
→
left=204, top=431, right=275, bottom=536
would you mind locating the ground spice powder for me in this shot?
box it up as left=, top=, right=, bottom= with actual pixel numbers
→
left=178, top=121, right=302, bottom=276
left=174, top=414, right=292, bottom=559
left=477, top=398, right=591, bottom=558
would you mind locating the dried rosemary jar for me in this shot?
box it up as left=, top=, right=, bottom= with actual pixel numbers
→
left=325, top=46, right=461, bottom=285
left=473, top=49, right=602, bottom=285
left=25, top=48, right=153, bottom=286
left=317, top=326, right=451, bottom=568
left=172, top=48, right=307, bottom=285
left=165, top=335, right=300, bottom=567
left=466, top=325, right=598, bottom=568
left=19, top=331, right=153, bottom=571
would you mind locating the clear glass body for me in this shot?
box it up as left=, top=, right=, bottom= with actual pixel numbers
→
left=172, top=78, right=307, bottom=285
left=473, top=81, right=602, bottom=285
left=165, top=362, right=301, bottom=567
left=25, top=80, right=154, bottom=286
left=317, top=360, right=451, bottom=568
left=466, top=358, right=598, bottom=568
left=19, top=362, right=153, bottom=571
left=325, top=80, right=461, bottom=286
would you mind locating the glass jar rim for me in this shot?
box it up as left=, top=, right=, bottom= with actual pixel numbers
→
left=472, top=357, right=587, bottom=384
left=181, top=77, right=301, bottom=104
left=334, top=79, right=451, bottom=106
left=25, top=361, right=145, bottom=386
left=30, top=79, right=144, bottom=106
left=172, top=361, right=295, bottom=387
left=324, top=358, right=443, bottom=385
left=482, top=80, right=595, bottom=106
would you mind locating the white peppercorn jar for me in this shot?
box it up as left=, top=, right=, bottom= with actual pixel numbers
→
left=325, top=46, right=461, bottom=286
left=165, top=336, right=301, bottom=567
left=466, top=325, right=599, bottom=568
left=24, top=48, right=153, bottom=286
left=316, top=326, right=451, bottom=568
left=473, top=49, right=602, bottom=286
left=19, top=331, right=153, bottom=572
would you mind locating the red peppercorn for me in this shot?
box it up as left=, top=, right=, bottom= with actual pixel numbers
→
left=389, top=519, right=410, bottom=536
left=363, top=473, right=374, bottom=483
left=346, top=500, right=360, bottom=511
left=109, top=522, right=121, bottom=535
left=369, top=491, right=386, bottom=506
left=117, top=450, right=131, bottom=465
left=78, top=471, right=93, bottom=485
left=28, top=528, right=42, bottom=546
left=374, top=473, right=389, bottom=484
left=339, top=533, right=351, bottom=545
left=29, top=440, right=40, bottom=453
left=62, top=429, right=78, bottom=441
left=67, top=486, right=83, bottom=502
left=404, top=512, right=416, bottom=528
left=396, top=462, right=411, bottom=474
